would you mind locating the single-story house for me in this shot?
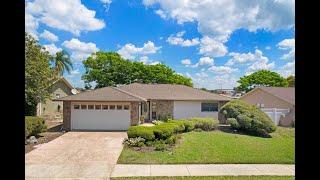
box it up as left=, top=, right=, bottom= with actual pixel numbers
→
left=55, top=83, right=231, bottom=131
left=240, top=87, right=295, bottom=126
left=37, top=77, right=79, bottom=119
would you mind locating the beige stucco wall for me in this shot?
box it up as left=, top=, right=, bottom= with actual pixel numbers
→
left=240, top=89, right=295, bottom=126
left=39, top=80, right=73, bottom=119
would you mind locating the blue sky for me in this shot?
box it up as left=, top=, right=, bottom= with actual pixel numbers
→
left=25, top=0, right=295, bottom=89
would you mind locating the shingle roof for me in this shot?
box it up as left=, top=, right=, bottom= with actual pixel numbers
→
left=54, top=86, right=146, bottom=102
left=55, top=83, right=231, bottom=102
left=117, top=83, right=231, bottom=101
left=259, top=87, right=295, bottom=105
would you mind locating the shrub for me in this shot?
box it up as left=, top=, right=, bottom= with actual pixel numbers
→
left=157, top=114, right=172, bottom=122
left=227, top=118, right=239, bottom=129
left=123, top=137, right=145, bottom=147
left=220, top=100, right=276, bottom=136
left=152, top=120, right=163, bottom=125
left=153, top=124, right=175, bottom=139
left=25, top=116, right=47, bottom=137
left=194, top=128, right=203, bottom=132
left=154, top=140, right=167, bottom=151
left=127, top=126, right=155, bottom=141
left=182, top=120, right=195, bottom=132
left=165, top=135, right=177, bottom=145
left=167, top=120, right=186, bottom=133
left=188, top=118, right=219, bottom=131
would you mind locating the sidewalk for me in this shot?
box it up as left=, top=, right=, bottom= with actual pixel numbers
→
left=111, top=164, right=295, bottom=177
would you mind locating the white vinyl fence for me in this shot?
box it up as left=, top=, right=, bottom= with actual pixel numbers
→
left=261, top=108, right=290, bottom=125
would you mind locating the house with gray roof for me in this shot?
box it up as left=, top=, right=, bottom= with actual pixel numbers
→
left=55, top=83, right=231, bottom=131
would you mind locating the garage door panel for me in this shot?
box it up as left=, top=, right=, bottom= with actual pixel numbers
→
left=71, top=108, right=131, bottom=131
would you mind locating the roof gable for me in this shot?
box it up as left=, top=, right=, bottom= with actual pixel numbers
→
left=241, top=87, right=295, bottom=105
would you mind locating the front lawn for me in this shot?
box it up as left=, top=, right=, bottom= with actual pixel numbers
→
left=118, top=127, right=294, bottom=164
left=111, top=176, right=294, bottom=180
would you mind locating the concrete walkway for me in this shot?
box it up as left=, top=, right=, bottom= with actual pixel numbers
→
left=111, top=164, right=295, bottom=177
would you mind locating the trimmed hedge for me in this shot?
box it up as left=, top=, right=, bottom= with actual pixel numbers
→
left=220, top=100, right=276, bottom=137
left=25, top=116, right=47, bottom=137
left=127, top=126, right=155, bottom=141
left=127, top=118, right=219, bottom=145
left=187, top=118, right=219, bottom=131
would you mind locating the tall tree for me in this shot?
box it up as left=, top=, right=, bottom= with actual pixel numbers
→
left=286, top=75, right=295, bottom=87
left=51, top=50, right=73, bottom=76
left=237, top=70, right=288, bottom=92
left=25, top=33, right=57, bottom=115
left=82, top=51, right=193, bottom=88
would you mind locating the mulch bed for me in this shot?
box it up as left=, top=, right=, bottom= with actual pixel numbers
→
left=25, top=121, right=66, bottom=154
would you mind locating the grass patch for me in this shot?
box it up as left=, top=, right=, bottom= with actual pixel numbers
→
left=118, top=127, right=294, bottom=164
left=111, top=176, right=294, bottom=180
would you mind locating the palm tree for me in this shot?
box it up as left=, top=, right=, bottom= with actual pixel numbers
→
left=51, top=50, right=73, bottom=76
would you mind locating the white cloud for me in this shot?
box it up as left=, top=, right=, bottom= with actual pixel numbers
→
left=43, top=43, right=62, bottom=55
left=117, top=41, right=161, bottom=60
left=181, top=59, right=191, bottom=66
left=278, top=38, right=295, bottom=49
left=198, top=57, right=214, bottom=66
left=278, top=38, right=295, bottom=61
left=226, top=50, right=260, bottom=66
left=195, top=72, right=208, bottom=78
left=25, top=13, right=39, bottom=40
left=66, top=69, right=80, bottom=78
left=277, top=61, right=295, bottom=77
left=100, top=0, right=112, bottom=12
left=208, top=65, right=238, bottom=74
left=167, top=31, right=200, bottom=47
left=40, top=30, right=58, bottom=42
left=199, top=36, right=228, bottom=57
left=246, top=59, right=275, bottom=75
left=139, top=56, right=160, bottom=65
left=265, top=46, right=271, bottom=50
left=143, top=0, right=294, bottom=43
left=62, top=38, right=99, bottom=61
left=155, top=9, right=167, bottom=19
left=25, top=0, right=105, bottom=36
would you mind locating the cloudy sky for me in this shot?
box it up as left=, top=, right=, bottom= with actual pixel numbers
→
left=25, top=0, right=295, bottom=89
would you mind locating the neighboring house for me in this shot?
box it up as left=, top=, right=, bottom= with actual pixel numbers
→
left=240, top=87, right=295, bottom=127
left=37, top=77, right=78, bottom=119
left=55, top=83, right=231, bottom=131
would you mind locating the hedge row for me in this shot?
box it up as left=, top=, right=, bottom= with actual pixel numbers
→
left=25, top=116, right=47, bottom=138
left=127, top=118, right=219, bottom=142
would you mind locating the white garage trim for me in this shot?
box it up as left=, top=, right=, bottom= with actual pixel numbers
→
left=71, top=101, right=131, bottom=131
left=173, top=100, right=218, bottom=119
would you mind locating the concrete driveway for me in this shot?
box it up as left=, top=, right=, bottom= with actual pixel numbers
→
left=25, top=131, right=127, bottom=179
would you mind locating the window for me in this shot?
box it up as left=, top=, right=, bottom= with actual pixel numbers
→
left=117, top=105, right=122, bottom=110
left=201, top=103, right=218, bottom=112
left=74, top=105, right=80, bottom=109
left=102, top=105, right=108, bottom=110
left=95, top=105, right=101, bottom=110
left=55, top=94, right=60, bottom=98
left=81, top=105, right=87, bottom=109
left=260, top=103, right=265, bottom=108
left=124, top=105, right=129, bottom=110
left=109, top=105, right=115, bottom=110
left=88, top=105, right=94, bottom=109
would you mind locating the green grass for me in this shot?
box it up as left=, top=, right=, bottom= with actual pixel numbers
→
left=111, top=176, right=294, bottom=180
left=118, top=127, right=295, bottom=164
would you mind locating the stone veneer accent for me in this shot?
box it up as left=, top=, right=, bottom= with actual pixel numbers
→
left=63, top=101, right=71, bottom=131
left=153, top=100, right=174, bottom=119
left=130, top=102, right=140, bottom=125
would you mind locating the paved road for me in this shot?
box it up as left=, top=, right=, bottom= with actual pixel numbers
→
left=25, top=131, right=127, bottom=179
